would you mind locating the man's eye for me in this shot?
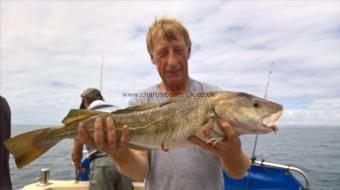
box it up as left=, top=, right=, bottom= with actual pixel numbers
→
left=158, top=52, right=167, bottom=58
left=175, top=49, right=185, bottom=54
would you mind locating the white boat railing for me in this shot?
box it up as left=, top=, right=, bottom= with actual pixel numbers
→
left=253, top=160, right=310, bottom=190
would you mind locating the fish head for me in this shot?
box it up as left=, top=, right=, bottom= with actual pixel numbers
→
left=213, top=91, right=283, bottom=135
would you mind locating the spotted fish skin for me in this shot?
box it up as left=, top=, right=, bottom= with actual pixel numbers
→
left=4, top=91, right=283, bottom=168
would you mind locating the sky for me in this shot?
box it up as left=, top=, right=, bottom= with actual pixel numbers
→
left=0, top=0, right=339, bottom=127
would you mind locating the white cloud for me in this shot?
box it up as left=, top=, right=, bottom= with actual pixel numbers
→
left=1, top=1, right=339, bottom=126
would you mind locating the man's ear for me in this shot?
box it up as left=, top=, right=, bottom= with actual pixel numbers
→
left=84, top=99, right=90, bottom=109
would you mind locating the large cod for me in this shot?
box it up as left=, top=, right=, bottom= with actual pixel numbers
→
left=4, top=91, right=283, bottom=169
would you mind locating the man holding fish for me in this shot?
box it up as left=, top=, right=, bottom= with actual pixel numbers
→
left=78, top=18, right=251, bottom=190
left=5, top=17, right=283, bottom=189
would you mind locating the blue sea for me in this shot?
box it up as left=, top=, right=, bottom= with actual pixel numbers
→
left=8, top=125, right=340, bottom=190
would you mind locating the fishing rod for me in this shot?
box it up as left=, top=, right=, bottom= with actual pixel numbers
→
left=250, top=62, right=274, bottom=162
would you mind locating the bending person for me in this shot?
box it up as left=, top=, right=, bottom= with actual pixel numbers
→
left=71, top=88, right=132, bottom=190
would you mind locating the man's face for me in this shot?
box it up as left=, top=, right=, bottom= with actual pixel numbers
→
left=150, top=30, right=190, bottom=88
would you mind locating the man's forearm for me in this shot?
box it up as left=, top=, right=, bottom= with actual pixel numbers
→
left=109, top=149, right=149, bottom=181
left=71, top=140, right=83, bottom=162
left=219, top=149, right=251, bottom=179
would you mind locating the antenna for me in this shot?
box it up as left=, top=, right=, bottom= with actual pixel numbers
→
left=99, top=55, right=104, bottom=91
left=251, top=62, right=274, bottom=162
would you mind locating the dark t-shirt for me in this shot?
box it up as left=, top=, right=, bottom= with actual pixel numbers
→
left=0, top=96, right=13, bottom=190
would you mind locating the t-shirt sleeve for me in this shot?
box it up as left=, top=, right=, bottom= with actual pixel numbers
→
left=128, top=94, right=148, bottom=107
left=195, top=80, right=220, bottom=92
left=207, top=84, right=220, bottom=91
left=128, top=98, right=140, bottom=107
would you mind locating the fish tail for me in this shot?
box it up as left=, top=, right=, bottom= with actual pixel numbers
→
left=4, top=127, right=61, bottom=169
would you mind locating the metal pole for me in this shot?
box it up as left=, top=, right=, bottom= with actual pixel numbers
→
left=251, top=62, right=274, bottom=161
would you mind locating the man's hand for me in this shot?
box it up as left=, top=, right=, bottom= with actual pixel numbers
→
left=77, top=116, right=149, bottom=180
left=72, top=160, right=82, bottom=172
left=188, top=120, right=251, bottom=179
left=78, top=117, right=130, bottom=156
left=71, top=139, right=84, bottom=172
left=188, top=120, right=241, bottom=157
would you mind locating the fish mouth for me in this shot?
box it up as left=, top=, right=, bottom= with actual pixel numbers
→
left=261, top=111, right=283, bottom=132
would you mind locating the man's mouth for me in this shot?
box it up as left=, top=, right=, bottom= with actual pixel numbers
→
left=166, top=70, right=182, bottom=78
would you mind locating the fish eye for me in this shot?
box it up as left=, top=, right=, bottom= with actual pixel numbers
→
left=253, top=101, right=260, bottom=108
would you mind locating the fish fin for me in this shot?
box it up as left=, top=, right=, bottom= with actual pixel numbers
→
left=159, top=92, right=216, bottom=106
left=62, top=109, right=105, bottom=125
left=111, top=103, right=159, bottom=114
left=196, top=120, right=214, bottom=138
left=161, top=141, right=169, bottom=152
left=159, top=96, right=188, bottom=106
left=113, top=95, right=190, bottom=115
left=127, top=143, right=152, bottom=151
left=4, top=127, right=61, bottom=169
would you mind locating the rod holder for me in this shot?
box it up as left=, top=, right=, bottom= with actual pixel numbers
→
left=40, top=168, right=50, bottom=185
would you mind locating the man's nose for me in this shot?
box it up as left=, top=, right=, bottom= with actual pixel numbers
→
left=167, top=51, right=178, bottom=66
